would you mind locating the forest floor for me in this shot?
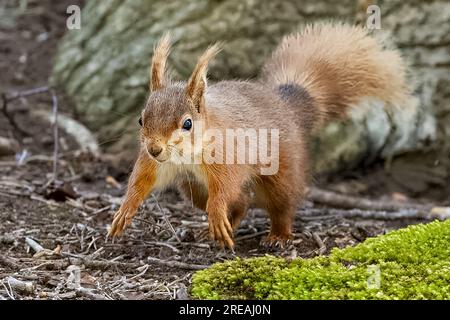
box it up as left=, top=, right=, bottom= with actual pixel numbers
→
left=0, top=0, right=448, bottom=300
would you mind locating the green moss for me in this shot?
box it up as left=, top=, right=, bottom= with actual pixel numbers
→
left=191, top=220, right=450, bottom=299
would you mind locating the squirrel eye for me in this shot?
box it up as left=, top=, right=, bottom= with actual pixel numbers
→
left=182, top=118, right=192, bottom=131
left=138, top=117, right=142, bottom=126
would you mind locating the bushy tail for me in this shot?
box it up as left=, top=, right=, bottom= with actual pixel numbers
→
left=262, top=23, right=409, bottom=129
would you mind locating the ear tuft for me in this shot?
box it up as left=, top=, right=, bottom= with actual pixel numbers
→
left=186, top=43, right=222, bottom=112
left=150, top=33, right=171, bottom=91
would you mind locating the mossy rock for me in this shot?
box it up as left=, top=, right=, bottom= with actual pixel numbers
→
left=191, top=220, right=450, bottom=299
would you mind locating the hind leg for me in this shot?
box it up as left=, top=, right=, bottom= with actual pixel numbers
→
left=257, top=149, right=307, bottom=248
left=263, top=199, right=296, bottom=247
left=178, top=180, right=208, bottom=211
left=228, top=198, right=249, bottom=231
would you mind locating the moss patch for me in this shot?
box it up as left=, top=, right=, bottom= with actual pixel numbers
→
left=191, top=220, right=450, bottom=299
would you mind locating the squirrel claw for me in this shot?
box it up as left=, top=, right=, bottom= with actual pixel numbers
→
left=208, top=216, right=235, bottom=249
left=261, top=234, right=293, bottom=250
left=109, top=208, right=133, bottom=237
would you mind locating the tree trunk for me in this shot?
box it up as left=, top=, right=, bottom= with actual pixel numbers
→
left=52, top=0, right=450, bottom=183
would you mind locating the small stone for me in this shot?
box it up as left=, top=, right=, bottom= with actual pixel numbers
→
left=0, top=137, right=20, bottom=156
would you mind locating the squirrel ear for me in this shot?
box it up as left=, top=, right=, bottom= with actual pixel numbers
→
left=150, top=33, right=171, bottom=91
left=186, top=43, right=221, bottom=113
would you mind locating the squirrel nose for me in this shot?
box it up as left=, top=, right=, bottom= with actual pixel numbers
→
left=149, top=146, right=163, bottom=158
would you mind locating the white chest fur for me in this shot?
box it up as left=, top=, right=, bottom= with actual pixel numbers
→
left=154, top=162, right=207, bottom=190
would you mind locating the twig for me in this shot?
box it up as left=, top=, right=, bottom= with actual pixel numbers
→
left=18, top=255, right=143, bottom=273
left=147, top=256, right=208, bottom=270
left=5, top=277, right=35, bottom=295
left=88, top=247, right=105, bottom=259
left=298, top=214, right=336, bottom=221
left=1, top=282, right=14, bottom=300
left=128, top=264, right=150, bottom=280
left=51, top=90, right=59, bottom=182
left=29, top=194, right=62, bottom=206
left=104, top=241, right=210, bottom=250
left=1, top=92, right=28, bottom=136
left=312, top=232, right=327, bottom=255
left=82, top=259, right=139, bottom=270
left=65, top=256, right=141, bottom=271
left=3, top=86, right=50, bottom=102
left=19, top=260, right=63, bottom=272
left=152, top=194, right=181, bottom=242
left=307, top=187, right=431, bottom=212
left=41, top=291, right=77, bottom=299
left=91, top=205, right=111, bottom=215
left=180, top=220, right=209, bottom=228
left=177, top=242, right=210, bottom=249
left=0, top=191, right=17, bottom=198
left=301, top=207, right=450, bottom=220
left=142, top=241, right=180, bottom=253
left=234, top=230, right=268, bottom=241
left=25, top=237, right=44, bottom=253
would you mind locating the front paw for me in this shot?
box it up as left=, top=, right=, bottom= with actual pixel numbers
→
left=208, top=214, right=234, bottom=249
left=109, top=207, right=135, bottom=237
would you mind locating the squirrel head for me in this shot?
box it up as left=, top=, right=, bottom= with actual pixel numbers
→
left=139, top=34, right=221, bottom=163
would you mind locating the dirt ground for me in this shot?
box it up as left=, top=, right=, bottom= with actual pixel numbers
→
left=0, top=0, right=447, bottom=300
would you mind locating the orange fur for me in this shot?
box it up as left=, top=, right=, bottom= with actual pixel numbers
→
left=262, top=23, right=409, bottom=128
left=186, top=44, right=222, bottom=113
left=150, top=33, right=171, bottom=92
left=109, top=148, right=156, bottom=236
left=109, top=24, right=409, bottom=249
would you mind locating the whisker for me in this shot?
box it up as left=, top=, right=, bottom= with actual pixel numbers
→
left=97, top=129, right=138, bottom=147
left=108, top=110, right=141, bottom=118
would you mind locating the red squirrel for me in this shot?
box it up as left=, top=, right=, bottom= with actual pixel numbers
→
left=108, top=24, right=408, bottom=249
